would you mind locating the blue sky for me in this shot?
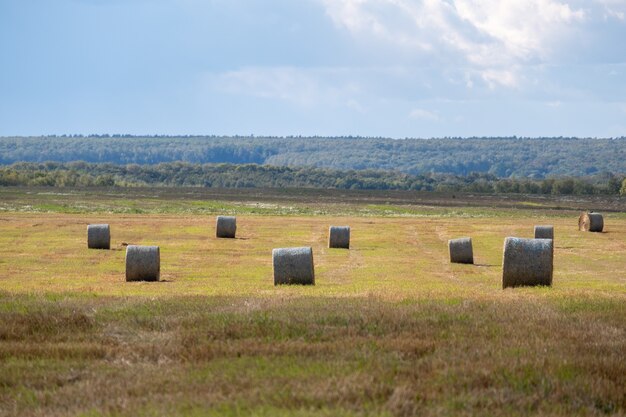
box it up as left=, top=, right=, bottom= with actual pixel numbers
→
left=1, top=0, right=625, bottom=137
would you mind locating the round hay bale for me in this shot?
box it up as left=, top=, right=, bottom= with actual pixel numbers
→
left=534, top=225, right=554, bottom=240
left=216, top=216, right=237, bottom=238
left=273, top=247, right=315, bottom=285
left=448, top=237, right=473, bottom=264
left=578, top=212, right=603, bottom=232
left=125, top=245, right=160, bottom=282
left=328, top=226, right=350, bottom=249
left=502, top=237, right=553, bottom=289
left=87, top=224, right=110, bottom=250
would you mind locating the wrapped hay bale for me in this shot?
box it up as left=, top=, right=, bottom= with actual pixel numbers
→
left=534, top=225, right=554, bottom=240
left=216, top=216, right=237, bottom=238
left=328, top=226, right=350, bottom=249
left=578, top=212, right=603, bottom=232
left=125, top=245, right=160, bottom=282
left=273, top=247, right=315, bottom=285
left=87, top=224, right=110, bottom=250
left=502, top=237, right=553, bottom=289
left=448, top=237, right=473, bottom=264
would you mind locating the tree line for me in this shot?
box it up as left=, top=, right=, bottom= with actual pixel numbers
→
left=1, top=162, right=625, bottom=195
left=1, top=136, right=625, bottom=178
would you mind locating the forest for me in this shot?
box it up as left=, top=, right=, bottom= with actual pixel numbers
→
left=1, top=161, right=624, bottom=195
left=1, top=136, right=625, bottom=178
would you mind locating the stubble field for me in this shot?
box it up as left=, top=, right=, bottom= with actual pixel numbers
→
left=0, top=188, right=624, bottom=417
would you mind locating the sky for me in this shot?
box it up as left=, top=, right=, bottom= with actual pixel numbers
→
left=1, top=0, right=625, bottom=138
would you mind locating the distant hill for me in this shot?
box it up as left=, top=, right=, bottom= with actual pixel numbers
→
left=1, top=136, right=625, bottom=178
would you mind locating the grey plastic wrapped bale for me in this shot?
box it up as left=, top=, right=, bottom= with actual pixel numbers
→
left=87, top=224, right=110, bottom=250
left=216, top=216, right=237, bottom=238
left=328, top=226, right=350, bottom=249
left=534, top=225, right=554, bottom=240
left=448, top=237, right=473, bottom=264
left=502, top=237, right=553, bottom=289
left=578, top=212, right=604, bottom=232
left=273, top=247, right=315, bottom=285
left=125, top=245, right=160, bottom=282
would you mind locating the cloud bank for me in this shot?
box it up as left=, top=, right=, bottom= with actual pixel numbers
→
left=1, top=0, right=625, bottom=137
left=319, top=0, right=592, bottom=86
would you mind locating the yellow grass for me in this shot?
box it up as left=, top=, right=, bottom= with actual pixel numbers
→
left=1, top=213, right=625, bottom=297
left=0, top=209, right=625, bottom=417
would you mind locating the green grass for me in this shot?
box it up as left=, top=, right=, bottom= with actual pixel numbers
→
left=6, top=187, right=626, bottom=219
left=0, top=189, right=624, bottom=416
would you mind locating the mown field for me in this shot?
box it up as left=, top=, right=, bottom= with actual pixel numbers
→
left=0, top=188, right=625, bottom=417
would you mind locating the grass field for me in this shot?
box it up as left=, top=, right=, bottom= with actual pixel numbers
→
left=0, top=188, right=625, bottom=417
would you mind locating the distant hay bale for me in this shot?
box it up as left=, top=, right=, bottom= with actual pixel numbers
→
left=87, top=224, right=110, bottom=250
left=273, top=247, right=315, bottom=285
left=534, top=225, right=554, bottom=240
left=578, top=212, right=604, bottom=232
left=125, top=245, right=160, bottom=282
left=216, top=216, right=237, bottom=238
left=328, top=226, right=350, bottom=249
left=502, top=237, right=553, bottom=289
left=448, top=237, right=473, bottom=264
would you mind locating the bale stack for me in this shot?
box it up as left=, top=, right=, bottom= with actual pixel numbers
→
left=448, top=237, right=473, bottom=264
left=87, top=224, right=110, bottom=250
left=578, top=212, right=604, bottom=232
left=216, top=216, right=237, bottom=238
left=328, top=226, right=350, bottom=249
left=502, top=237, right=553, bottom=288
left=125, top=245, right=160, bottom=282
left=534, top=225, right=554, bottom=240
left=273, top=247, right=315, bottom=285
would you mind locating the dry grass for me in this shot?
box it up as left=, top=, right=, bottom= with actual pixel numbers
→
left=0, top=203, right=625, bottom=416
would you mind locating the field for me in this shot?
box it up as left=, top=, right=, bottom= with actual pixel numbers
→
left=0, top=188, right=625, bottom=417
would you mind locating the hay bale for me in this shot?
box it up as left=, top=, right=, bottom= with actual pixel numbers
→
left=578, top=212, right=604, bottom=232
left=502, top=237, right=553, bottom=289
left=534, top=225, right=554, bottom=240
left=328, top=226, right=350, bottom=249
left=125, top=245, right=160, bottom=282
left=216, top=216, right=237, bottom=238
left=87, top=224, right=110, bottom=250
left=448, top=237, right=473, bottom=264
left=273, top=247, right=315, bottom=285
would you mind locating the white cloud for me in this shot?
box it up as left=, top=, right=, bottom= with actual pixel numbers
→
left=212, top=67, right=354, bottom=106
left=454, top=0, right=584, bottom=62
left=319, top=0, right=587, bottom=88
left=480, top=69, right=519, bottom=89
left=606, top=8, right=625, bottom=19
left=210, top=67, right=364, bottom=108
left=214, top=67, right=318, bottom=105
left=205, top=62, right=626, bottom=121
left=594, top=0, right=626, bottom=20
left=409, top=107, right=440, bottom=121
